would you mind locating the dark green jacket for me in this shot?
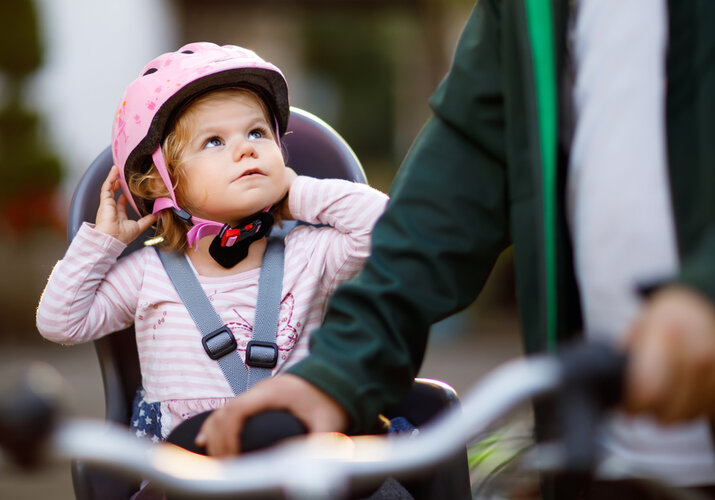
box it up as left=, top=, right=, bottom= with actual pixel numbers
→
left=289, top=0, right=715, bottom=434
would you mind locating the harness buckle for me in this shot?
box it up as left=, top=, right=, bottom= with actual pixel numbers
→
left=246, top=340, right=279, bottom=369
left=202, top=326, right=237, bottom=360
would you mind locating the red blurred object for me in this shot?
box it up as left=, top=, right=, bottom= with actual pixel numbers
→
left=1, top=184, right=66, bottom=238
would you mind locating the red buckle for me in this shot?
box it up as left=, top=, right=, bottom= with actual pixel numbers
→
left=221, top=228, right=241, bottom=247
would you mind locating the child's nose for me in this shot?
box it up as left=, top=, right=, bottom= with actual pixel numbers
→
left=232, top=138, right=257, bottom=161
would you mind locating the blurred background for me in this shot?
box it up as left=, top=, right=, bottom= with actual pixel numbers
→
left=0, top=0, right=494, bottom=339
left=1, top=0, right=525, bottom=498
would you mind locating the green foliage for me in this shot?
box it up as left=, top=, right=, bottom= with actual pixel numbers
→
left=0, top=0, right=64, bottom=230
left=468, top=422, right=536, bottom=497
left=0, top=0, right=42, bottom=78
left=0, top=106, right=62, bottom=201
left=302, top=10, right=395, bottom=168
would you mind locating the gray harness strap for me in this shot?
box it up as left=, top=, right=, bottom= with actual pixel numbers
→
left=156, top=237, right=285, bottom=395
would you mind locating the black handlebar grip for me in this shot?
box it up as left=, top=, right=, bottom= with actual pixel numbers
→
left=0, top=363, right=63, bottom=468
left=241, top=410, right=308, bottom=453
left=167, top=409, right=307, bottom=455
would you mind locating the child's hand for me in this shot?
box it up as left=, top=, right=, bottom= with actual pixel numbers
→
left=95, top=165, right=157, bottom=244
left=275, top=166, right=298, bottom=221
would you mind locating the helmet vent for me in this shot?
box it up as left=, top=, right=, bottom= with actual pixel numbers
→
left=181, top=50, right=194, bottom=54
left=143, top=68, right=158, bottom=76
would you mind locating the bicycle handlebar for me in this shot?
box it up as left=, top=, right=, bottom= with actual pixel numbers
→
left=0, top=342, right=626, bottom=499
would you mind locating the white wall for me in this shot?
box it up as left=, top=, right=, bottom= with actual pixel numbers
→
left=29, top=0, right=178, bottom=201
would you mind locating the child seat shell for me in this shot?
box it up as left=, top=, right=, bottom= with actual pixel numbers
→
left=68, top=108, right=469, bottom=500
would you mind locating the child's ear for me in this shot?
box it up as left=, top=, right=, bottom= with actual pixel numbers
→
left=147, top=171, right=171, bottom=197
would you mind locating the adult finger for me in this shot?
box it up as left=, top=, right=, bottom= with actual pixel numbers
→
left=200, top=404, right=243, bottom=456
left=624, top=322, right=671, bottom=415
left=660, top=325, right=715, bottom=422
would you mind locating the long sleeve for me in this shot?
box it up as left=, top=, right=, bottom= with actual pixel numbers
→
left=288, top=1, right=511, bottom=433
left=36, top=223, right=140, bottom=344
left=286, top=175, right=388, bottom=293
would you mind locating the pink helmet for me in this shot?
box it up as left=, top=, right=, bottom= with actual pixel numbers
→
left=111, top=42, right=289, bottom=247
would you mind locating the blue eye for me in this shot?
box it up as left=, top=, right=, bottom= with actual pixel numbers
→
left=249, top=129, right=264, bottom=140
left=204, top=137, right=223, bottom=149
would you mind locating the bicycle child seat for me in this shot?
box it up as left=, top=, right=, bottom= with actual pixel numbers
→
left=67, top=108, right=469, bottom=500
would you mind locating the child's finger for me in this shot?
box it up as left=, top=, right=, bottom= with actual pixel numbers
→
left=136, top=214, right=157, bottom=233
left=100, top=168, right=116, bottom=194
left=116, top=195, right=132, bottom=225
left=106, top=165, right=119, bottom=183
left=100, top=166, right=121, bottom=200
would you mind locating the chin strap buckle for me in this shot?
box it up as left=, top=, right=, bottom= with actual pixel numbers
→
left=219, top=219, right=263, bottom=247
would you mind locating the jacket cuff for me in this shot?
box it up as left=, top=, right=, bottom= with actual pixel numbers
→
left=678, top=228, right=715, bottom=304
left=286, top=357, right=386, bottom=435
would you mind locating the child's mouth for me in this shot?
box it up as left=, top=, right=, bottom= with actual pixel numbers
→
left=238, top=169, right=263, bottom=179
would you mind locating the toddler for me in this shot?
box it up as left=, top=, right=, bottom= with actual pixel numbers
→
left=36, top=42, right=388, bottom=442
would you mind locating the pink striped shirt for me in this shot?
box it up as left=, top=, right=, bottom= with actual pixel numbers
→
left=37, top=176, right=387, bottom=433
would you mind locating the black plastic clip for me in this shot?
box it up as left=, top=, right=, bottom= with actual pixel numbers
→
left=202, top=326, right=237, bottom=360
left=246, top=341, right=279, bottom=369
left=172, top=207, right=193, bottom=226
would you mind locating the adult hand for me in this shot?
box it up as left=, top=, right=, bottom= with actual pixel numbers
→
left=95, top=165, right=156, bottom=244
left=195, top=374, right=349, bottom=456
left=625, top=285, right=715, bottom=423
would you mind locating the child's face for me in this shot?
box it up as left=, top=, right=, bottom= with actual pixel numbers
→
left=177, top=91, right=287, bottom=226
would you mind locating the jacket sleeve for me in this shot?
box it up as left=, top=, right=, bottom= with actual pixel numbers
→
left=665, top=4, right=715, bottom=309
left=287, top=0, right=512, bottom=433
